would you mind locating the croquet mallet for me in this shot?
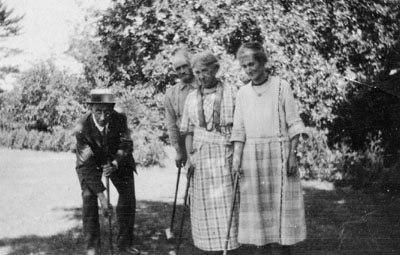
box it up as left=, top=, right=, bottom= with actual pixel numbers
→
left=222, top=172, right=240, bottom=255
left=175, top=169, right=192, bottom=254
left=103, top=127, right=114, bottom=255
left=165, top=165, right=182, bottom=241
left=106, top=176, right=114, bottom=255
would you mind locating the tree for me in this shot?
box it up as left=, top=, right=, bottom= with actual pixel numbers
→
left=85, top=0, right=400, bottom=174
left=0, top=0, right=23, bottom=37
left=0, top=1, right=24, bottom=91
left=96, top=0, right=400, bottom=128
left=0, top=61, right=91, bottom=132
left=96, top=0, right=345, bottom=127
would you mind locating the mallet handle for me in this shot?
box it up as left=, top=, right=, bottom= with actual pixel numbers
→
left=223, top=173, right=240, bottom=255
left=170, top=166, right=182, bottom=230
left=106, top=177, right=113, bottom=255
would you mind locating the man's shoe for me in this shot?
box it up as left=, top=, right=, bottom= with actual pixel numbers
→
left=120, top=246, right=140, bottom=255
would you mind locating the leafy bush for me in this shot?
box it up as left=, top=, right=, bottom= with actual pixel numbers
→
left=5, top=0, right=399, bottom=174
left=300, top=130, right=400, bottom=193
left=297, top=129, right=395, bottom=192
left=0, top=128, right=75, bottom=152
left=0, top=61, right=169, bottom=166
left=96, top=0, right=400, bottom=128
left=113, top=84, right=167, bottom=167
left=343, top=133, right=387, bottom=191
left=68, top=16, right=169, bottom=167
left=297, top=128, right=345, bottom=181
left=0, top=61, right=91, bottom=132
left=0, top=61, right=88, bottom=154
left=91, top=0, right=400, bottom=181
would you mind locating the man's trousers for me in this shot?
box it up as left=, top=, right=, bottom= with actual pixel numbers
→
left=82, top=169, right=136, bottom=251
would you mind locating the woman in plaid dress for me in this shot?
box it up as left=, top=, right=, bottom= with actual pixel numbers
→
left=231, top=42, right=308, bottom=255
left=180, top=51, right=240, bottom=254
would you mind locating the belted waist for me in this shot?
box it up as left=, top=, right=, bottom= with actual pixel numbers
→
left=245, top=135, right=289, bottom=144
left=193, top=127, right=231, bottom=145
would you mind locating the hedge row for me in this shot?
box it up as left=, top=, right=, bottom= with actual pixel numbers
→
left=0, top=127, right=166, bottom=167
left=0, top=128, right=74, bottom=152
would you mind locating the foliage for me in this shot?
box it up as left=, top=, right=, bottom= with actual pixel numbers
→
left=113, top=84, right=167, bottom=166
left=0, top=0, right=24, bottom=86
left=339, top=133, right=392, bottom=192
left=297, top=128, right=349, bottom=181
left=90, top=0, right=400, bottom=180
left=0, top=88, right=21, bottom=130
left=0, top=61, right=86, bottom=154
left=0, top=60, right=166, bottom=166
left=0, top=61, right=88, bottom=155
left=0, top=65, right=19, bottom=80
left=67, top=7, right=167, bottom=166
left=0, top=61, right=91, bottom=132
left=0, top=128, right=75, bottom=152
left=67, top=5, right=112, bottom=89
left=96, top=0, right=400, bottom=129
left=0, top=0, right=23, bottom=37
left=299, top=129, right=400, bottom=193
left=97, top=0, right=246, bottom=92
left=328, top=42, right=400, bottom=167
left=318, top=1, right=400, bottom=168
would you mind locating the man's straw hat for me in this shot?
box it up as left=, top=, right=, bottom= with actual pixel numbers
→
left=86, top=88, right=116, bottom=104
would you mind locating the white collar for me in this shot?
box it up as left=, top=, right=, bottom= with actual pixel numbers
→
left=92, top=114, right=108, bottom=133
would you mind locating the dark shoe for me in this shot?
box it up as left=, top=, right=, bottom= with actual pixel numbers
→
left=202, top=251, right=222, bottom=255
left=270, top=244, right=291, bottom=255
left=119, top=246, right=140, bottom=255
left=281, top=246, right=291, bottom=255
left=254, top=245, right=271, bottom=255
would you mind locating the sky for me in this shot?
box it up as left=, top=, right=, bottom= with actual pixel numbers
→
left=0, top=0, right=111, bottom=90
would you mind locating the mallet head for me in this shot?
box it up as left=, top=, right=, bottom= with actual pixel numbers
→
left=165, top=228, right=175, bottom=241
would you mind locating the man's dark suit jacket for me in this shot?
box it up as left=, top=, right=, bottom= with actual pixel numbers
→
left=75, top=110, right=135, bottom=195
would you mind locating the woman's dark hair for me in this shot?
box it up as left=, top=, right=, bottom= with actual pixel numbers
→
left=236, top=42, right=268, bottom=64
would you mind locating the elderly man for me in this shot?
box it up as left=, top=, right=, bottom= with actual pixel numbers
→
left=165, top=49, right=197, bottom=168
left=75, top=89, right=139, bottom=255
left=180, top=51, right=240, bottom=254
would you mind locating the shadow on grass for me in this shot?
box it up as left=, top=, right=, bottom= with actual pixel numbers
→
left=296, top=185, right=400, bottom=255
left=0, top=201, right=203, bottom=255
left=1, top=187, right=400, bottom=255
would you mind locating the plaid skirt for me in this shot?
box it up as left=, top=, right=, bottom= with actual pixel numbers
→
left=190, top=128, right=239, bottom=251
left=238, top=136, right=306, bottom=246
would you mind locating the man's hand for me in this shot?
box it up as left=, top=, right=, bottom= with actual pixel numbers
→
left=98, top=193, right=113, bottom=217
left=287, top=150, right=298, bottom=176
left=175, top=150, right=183, bottom=168
left=103, top=163, right=116, bottom=177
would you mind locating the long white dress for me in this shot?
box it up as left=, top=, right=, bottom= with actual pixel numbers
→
left=230, top=76, right=307, bottom=246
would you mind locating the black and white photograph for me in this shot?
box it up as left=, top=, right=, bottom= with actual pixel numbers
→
left=1, top=0, right=400, bottom=254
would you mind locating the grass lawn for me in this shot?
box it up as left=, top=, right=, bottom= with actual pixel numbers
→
left=0, top=148, right=399, bottom=255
